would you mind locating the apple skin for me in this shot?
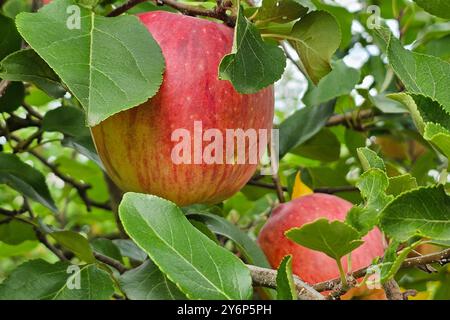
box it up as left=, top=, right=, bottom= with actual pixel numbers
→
left=91, top=11, right=274, bottom=206
left=258, top=193, right=385, bottom=284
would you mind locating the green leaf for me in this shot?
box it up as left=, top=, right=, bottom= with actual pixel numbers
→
left=413, top=0, right=450, bottom=19
left=0, top=14, right=22, bottom=60
left=219, top=5, right=286, bottom=94
left=187, top=212, right=270, bottom=268
left=378, top=240, right=420, bottom=284
left=0, top=219, right=36, bottom=245
left=345, top=206, right=379, bottom=236
left=276, top=255, right=297, bottom=300
left=424, top=123, right=450, bottom=159
left=62, top=135, right=103, bottom=169
left=291, top=128, right=340, bottom=162
left=288, top=11, right=341, bottom=84
left=0, top=260, right=114, bottom=300
left=16, top=0, right=165, bottom=126
left=0, top=81, right=25, bottom=113
left=380, top=185, right=450, bottom=242
left=285, top=218, right=364, bottom=261
left=279, top=99, right=335, bottom=158
left=1, top=0, right=31, bottom=18
left=119, top=260, right=186, bottom=300
left=0, top=49, right=66, bottom=98
left=113, top=239, right=147, bottom=262
left=387, top=174, right=418, bottom=196
left=302, top=60, right=360, bottom=106
left=312, top=0, right=352, bottom=49
left=42, top=106, right=103, bottom=167
left=42, top=106, right=89, bottom=137
left=380, top=29, right=450, bottom=111
left=91, top=238, right=122, bottom=263
left=356, top=168, right=394, bottom=212
left=0, top=153, right=56, bottom=212
left=357, top=147, right=386, bottom=172
left=253, top=0, right=308, bottom=25
left=118, top=193, right=253, bottom=300
left=50, top=231, right=95, bottom=263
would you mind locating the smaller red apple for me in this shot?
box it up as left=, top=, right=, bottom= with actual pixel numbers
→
left=258, top=193, right=385, bottom=284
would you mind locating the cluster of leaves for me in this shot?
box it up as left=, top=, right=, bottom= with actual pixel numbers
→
left=0, top=0, right=450, bottom=300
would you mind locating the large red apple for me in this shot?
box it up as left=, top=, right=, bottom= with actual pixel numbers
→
left=91, top=11, right=274, bottom=206
left=258, top=193, right=385, bottom=284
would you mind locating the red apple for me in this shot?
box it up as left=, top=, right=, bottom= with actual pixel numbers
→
left=258, top=193, right=385, bottom=284
left=91, top=11, right=274, bottom=206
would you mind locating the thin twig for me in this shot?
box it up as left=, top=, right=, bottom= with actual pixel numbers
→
left=247, top=264, right=324, bottom=300
left=247, top=180, right=358, bottom=194
left=0, top=80, right=10, bottom=98
left=93, top=252, right=128, bottom=274
left=11, top=135, right=112, bottom=212
left=108, top=0, right=236, bottom=27
left=383, top=279, right=403, bottom=300
left=314, top=248, right=450, bottom=292
left=326, top=109, right=374, bottom=129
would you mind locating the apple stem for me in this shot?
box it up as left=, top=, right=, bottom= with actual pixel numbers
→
left=336, top=259, right=348, bottom=289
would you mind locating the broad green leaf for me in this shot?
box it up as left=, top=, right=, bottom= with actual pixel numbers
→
left=42, top=106, right=103, bottom=167
left=91, top=238, right=122, bottom=263
left=387, top=174, right=418, bottom=196
left=303, top=60, right=360, bottom=106
left=279, top=99, right=335, bottom=158
left=380, top=30, right=450, bottom=111
left=16, top=0, right=165, bottom=126
left=62, top=135, right=103, bottom=169
left=0, top=14, right=21, bottom=60
left=0, top=49, right=66, bottom=98
left=187, top=212, right=270, bottom=268
left=312, top=0, right=352, bottom=49
left=253, top=0, right=308, bottom=25
left=113, top=239, right=147, bottom=262
left=378, top=240, right=420, bottom=284
left=1, top=0, right=31, bottom=18
left=390, top=93, right=450, bottom=158
left=380, top=185, right=450, bottom=242
left=0, top=219, right=36, bottom=245
left=0, top=260, right=114, bottom=299
left=0, top=240, right=38, bottom=258
left=285, top=218, right=364, bottom=261
left=289, top=11, right=341, bottom=84
left=42, top=106, right=89, bottom=137
left=357, top=147, right=386, bottom=172
left=276, top=255, right=297, bottom=300
left=356, top=168, right=394, bottom=212
left=345, top=129, right=366, bottom=157
left=219, top=5, right=286, bottom=94
left=119, top=260, right=186, bottom=300
left=424, top=123, right=450, bottom=159
left=0, top=153, right=56, bottom=212
left=291, top=128, right=340, bottom=162
left=345, top=206, right=378, bottom=236
left=50, top=231, right=95, bottom=263
left=413, top=0, right=450, bottom=19
left=119, top=193, right=253, bottom=300
left=0, top=81, right=24, bottom=113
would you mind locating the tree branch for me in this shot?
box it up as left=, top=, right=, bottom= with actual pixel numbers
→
left=383, top=279, right=404, bottom=300
left=0, top=80, right=10, bottom=98
left=108, top=0, right=236, bottom=27
left=93, top=252, right=128, bottom=274
left=326, top=109, right=374, bottom=129
left=314, top=248, right=450, bottom=292
left=247, top=264, right=325, bottom=300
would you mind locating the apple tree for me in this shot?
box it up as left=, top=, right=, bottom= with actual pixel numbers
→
left=0, top=0, right=449, bottom=301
